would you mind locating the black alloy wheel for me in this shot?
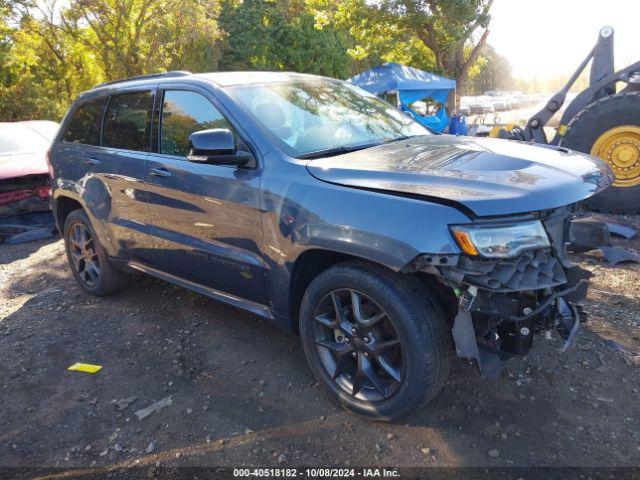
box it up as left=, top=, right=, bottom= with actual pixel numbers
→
left=300, top=261, right=451, bottom=421
left=313, top=288, right=404, bottom=401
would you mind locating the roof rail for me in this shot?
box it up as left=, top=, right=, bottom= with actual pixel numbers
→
left=97, top=71, right=192, bottom=88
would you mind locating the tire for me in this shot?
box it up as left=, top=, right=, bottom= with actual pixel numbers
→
left=63, top=209, right=128, bottom=296
left=560, top=92, right=640, bottom=213
left=299, top=261, right=451, bottom=421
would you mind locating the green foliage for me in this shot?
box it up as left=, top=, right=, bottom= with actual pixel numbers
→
left=1, top=0, right=223, bottom=121
left=219, top=0, right=352, bottom=78
left=310, top=0, right=495, bottom=107
left=465, top=44, right=513, bottom=95
left=0, top=8, right=90, bottom=121
left=308, top=0, right=435, bottom=75
left=0, top=0, right=506, bottom=121
left=59, top=0, right=222, bottom=78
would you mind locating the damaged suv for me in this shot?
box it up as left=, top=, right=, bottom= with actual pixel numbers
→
left=49, top=71, right=612, bottom=421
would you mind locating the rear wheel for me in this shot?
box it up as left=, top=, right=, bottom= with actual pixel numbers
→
left=63, top=209, right=128, bottom=296
left=560, top=92, right=640, bottom=213
left=299, top=261, right=451, bottom=421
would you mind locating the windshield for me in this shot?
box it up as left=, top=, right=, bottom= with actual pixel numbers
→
left=0, top=124, right=51, bottom=155
left=228, top=79, right=429, bottom=157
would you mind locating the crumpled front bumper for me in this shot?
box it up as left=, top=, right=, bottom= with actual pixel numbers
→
left=556, top=298, right=582, bottom=353
left=450, top=285, right=585, bottom=376
left=408, top=207, right=589, bottom=376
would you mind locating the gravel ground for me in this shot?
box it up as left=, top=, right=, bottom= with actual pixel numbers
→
left=0, top=214, right=639, bottom=475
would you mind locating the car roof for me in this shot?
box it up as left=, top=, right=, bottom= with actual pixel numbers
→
left=82, top=70, right=333, bottom=98
left=192, top=71, right=328, bottom=87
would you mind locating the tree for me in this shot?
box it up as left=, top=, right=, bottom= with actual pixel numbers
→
left=308, top=0, right=437, bottom=76
left=388, top=0, right=493, bottom=99
left=219, top=0, right=353, bottom=78
left=0, top=0, right=224, bottom=121
left=313, top=0, right=494, bottom=106
left=56, top=0, right=223, bottom=80
left=0, top=2, right=90, bottom=120
left=464, top=44, right=513, bottom=95
left=1, top=0, right=498, bottom=121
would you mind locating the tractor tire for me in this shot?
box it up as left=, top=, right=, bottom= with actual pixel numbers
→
left=560, top=92, right=640, bottom=214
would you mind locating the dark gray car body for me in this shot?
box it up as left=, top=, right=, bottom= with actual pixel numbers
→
left=49, top=72, right=612, bottom=337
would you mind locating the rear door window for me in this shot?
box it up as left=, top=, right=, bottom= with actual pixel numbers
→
left=62, top=97, right=108, bottom=146
left=160, top=90, right=232, bottom=157
left=103, top=91, right=153, bottom=151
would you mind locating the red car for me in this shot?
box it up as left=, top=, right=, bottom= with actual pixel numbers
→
left=0, top=120, right=58, bottom=218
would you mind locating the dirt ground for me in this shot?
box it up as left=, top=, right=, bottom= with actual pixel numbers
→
left=1, top=214, right=639, bottom=476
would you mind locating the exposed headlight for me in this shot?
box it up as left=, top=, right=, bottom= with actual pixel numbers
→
left=450, top=220, right=550, bottom=258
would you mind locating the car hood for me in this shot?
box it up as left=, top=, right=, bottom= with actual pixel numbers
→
left=0, top=151, right=49, bottom=180
left=305, top=136, right=613, bottom=217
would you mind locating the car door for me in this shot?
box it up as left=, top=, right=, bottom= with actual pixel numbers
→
left=54, top=96, right=109, bottom=189
left=83, top=88, right=157, bottom=261
left=144, top=86, right=267, bottom=305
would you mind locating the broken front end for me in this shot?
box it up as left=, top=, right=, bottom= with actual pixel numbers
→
left=0, top=174, right=51, bottom=218
left=0, top=174, right=52, bottom=243
left=411, top=207, right=589, bottom=376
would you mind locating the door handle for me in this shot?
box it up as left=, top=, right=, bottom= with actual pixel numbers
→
left=83, top=157, right=101, bottom=166
left=149, top=167, right=172, bottom=178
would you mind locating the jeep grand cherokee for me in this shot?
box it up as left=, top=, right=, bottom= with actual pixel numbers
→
left=48, top=71, right=612, bottom=421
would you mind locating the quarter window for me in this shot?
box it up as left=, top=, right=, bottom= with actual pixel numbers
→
left=103, top=91, right=153, bottom=151
left=62, top=98, right=108, bottom=146
left=160, top=90, right=232, bottom=156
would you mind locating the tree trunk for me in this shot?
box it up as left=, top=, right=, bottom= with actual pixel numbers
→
left=416, top=12, right=491, bottom=112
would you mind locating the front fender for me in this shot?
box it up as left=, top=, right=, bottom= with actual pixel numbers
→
left=294, top=223, right=419, bottom=271
left=260, top=153, right=472, bottom=319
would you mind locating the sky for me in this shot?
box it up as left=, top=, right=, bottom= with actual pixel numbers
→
left=489, top=0, right=640, bottom=79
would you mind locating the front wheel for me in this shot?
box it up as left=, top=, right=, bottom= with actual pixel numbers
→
left=299, top=261, right=451, bottom=421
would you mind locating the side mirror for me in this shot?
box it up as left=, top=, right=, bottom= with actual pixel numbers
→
left=187, top=128, right=253, bottom=167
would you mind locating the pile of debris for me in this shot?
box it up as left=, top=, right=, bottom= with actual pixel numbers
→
left=569, top=216, right=639, bottom=265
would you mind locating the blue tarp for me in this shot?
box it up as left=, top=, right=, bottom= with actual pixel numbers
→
left=349, top=62, right=455, bottom=132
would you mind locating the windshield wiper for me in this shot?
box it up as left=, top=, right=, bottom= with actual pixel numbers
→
left=383, top=135, right=409, bottom=144
left=384, top=134, right=427, bottom=144
left=298, top=142, right=382, bottom=160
